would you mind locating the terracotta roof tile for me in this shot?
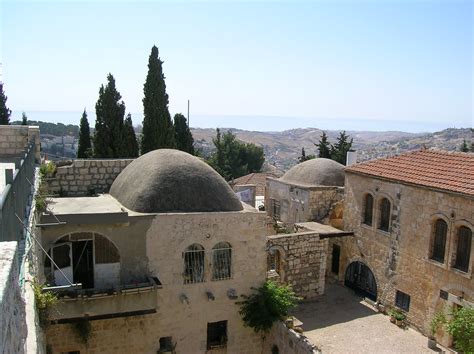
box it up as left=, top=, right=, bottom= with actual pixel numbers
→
left=231, top=173, right=277, bottom=196
left=345, top=149, right=474, bottom=197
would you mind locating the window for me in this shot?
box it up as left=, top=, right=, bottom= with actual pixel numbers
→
left=363, top=194, right=374, bottom=226
left=267, top=248, right=281, bottom=274
left=158, top=337, right=174, bottom=352
left=207, top=320, right=227, bottom=349
left=183, top=244, right=205, bottom=284
left=430, top=219, right=447, bottom=263
left=271, top=345, right=280, bottom=354
left=212, top=242, right=232, bottom=280
left=454, top=226, right=472, bottom=273
left=395, top=290, right=410, bottom=311
left=378, top=198, right=391, bottom=232
left=272, top=199, right=281, bottom=220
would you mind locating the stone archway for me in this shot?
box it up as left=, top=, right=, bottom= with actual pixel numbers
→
left=344, top=261, right=377, bottom=301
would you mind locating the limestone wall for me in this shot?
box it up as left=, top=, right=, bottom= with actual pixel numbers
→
left=0, top=125, right=40, bottom=161
left=0, top=241, right=27, bottom=354
left=267, top=232, right=327, bottom=299
left=263, top=321, right=320, bottom=354
left=46, top=159, right=133, bottom=196
left=341, top=172, right=474, bottom=337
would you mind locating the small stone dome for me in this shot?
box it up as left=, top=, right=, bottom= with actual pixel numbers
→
left=280, top=158, right=345, bottom=187
left=110, top=149, right=243, bottom=213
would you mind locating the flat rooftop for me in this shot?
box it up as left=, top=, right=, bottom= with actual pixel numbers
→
left=295, top=222, right=354, bottom=238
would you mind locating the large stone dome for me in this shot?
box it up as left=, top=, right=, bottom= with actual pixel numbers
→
left=280, top=158, right=345, bottom=187
left=110, top=149, right=243, bottom=213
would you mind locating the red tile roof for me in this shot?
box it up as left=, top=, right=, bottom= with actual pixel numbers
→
left=345, top=149, right=474, bottom=197
left=231, top=173, right=277, bottom=196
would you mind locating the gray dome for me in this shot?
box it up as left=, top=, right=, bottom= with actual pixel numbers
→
left=110, top=149, right=243, bottom=213
left=280, top=158, right=345, bottom=187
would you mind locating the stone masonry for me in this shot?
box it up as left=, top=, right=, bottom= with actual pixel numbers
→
left=46, top=159, right=133, bottom=196
left=0, top=125, right=41, bottom=162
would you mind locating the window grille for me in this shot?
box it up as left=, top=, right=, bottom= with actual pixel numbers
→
left=395, top=290, right=410, bottom=311
left=207, top=321, right=227, bottom=349
left=94, top=234, right=120, bottom=264
left=378, top=198, right=391, bottom=232
left=454, top=226, right=472, bottom=273
left=212, top=243, right=232, bottom=281
left=430, top=219, right=447, bottom=263
left=183, top=244, right=205, bottom=284
left=363, top=194, right=374, bottom=226
left=272, top=200, right=281, bottom=220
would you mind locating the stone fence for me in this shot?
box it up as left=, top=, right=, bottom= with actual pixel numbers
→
left=46, top=159, right=133, bottom=196
left=0, top=125, right=40, bottom=162
left=264, top=321, right=320, bottom=354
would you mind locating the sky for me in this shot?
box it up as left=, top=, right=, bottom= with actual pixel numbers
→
left=0, top=0, right=472, bottom=132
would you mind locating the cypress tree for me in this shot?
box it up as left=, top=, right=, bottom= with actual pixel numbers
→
left=460, top=139, right=469, bottom=152
left=122, top=113, right=139, bottom=158
left=141, top=45, right=175, bottom=153
left=77, top=110, right=92, bottom=158
left=174, top=113, right=194, bottom=155
left=94, top=74, right=125, bottom=158
left=331, top=131, right=353, bottom=165
left=316, top=132, right=331, bottom=158
left=0, top=83, right=11, bottom=125
left=21, top=112, right=28, bottom=125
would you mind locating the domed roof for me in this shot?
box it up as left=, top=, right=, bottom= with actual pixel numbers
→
left=110, top=149, right=243, bottom=213
left=280, top=158, right=345, bottom=187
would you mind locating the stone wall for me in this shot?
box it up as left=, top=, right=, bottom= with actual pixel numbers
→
left=46, top=159, right=133, bottom=196
left=0, top=125, right=40, bottom=162
left=340, top=172, right=474, bottom=341
left=267, top=231, right=327, bottom=299
left=0, top=241, right=27, bottom=354
left=263, top=321, right=320, bottom=354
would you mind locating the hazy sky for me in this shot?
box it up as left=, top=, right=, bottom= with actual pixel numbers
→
left=1, top=0, right=472, bottom=132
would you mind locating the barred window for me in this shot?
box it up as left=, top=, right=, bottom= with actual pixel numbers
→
left=94, top=235, right=120, bottom=264
left=454, top=226, right=472, bottom=273
left=207, top=321, right=227, bottom=350
left=272, top=199, right=281, bottom=220
left=183, top=244, right=205, bottom=284
left=363, top=194, right=374, bottom=226
left=212, top=242, right=232, bottom=281
left=430, top=219, right=447, bottom=263
left=378, top=198, right=391, bottom=232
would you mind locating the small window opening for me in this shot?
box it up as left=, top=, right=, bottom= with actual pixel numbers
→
left=183, top=244, right=205, bottom=284
left=395, top=290, right=410, bottom=311
left=378, top=198, right=391, bottom=232
left=272, top=199, right=281, bottom=220
left=158, top=337, right=174, bottom=352
left=207, top=320, right=227, bottom=350
left=212, top=243, right=232, bottom=281
left=271, top=345, right=280, bottom=354
left=267, top=249, right=281, bottom=274
left=363, top=194, right=374, bottom=226
left=430, top=219, right=447, bottom=263
left=454, top=226, right=472, bottom=273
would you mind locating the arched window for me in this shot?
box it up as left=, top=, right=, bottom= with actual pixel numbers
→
left=271, top=345, right=280, bottom=354
left=184, top=244, right=205, bottom=284
left=363, top=194, right=374, bottom=226
left=212, top=242, right=232, bottom=280
left=267, top=248, right=281, bottom=274
left=378, top=198, right=391, bottom=232
left=454, top=226, right=472, bottom=273
left=430, top=219, right=447, bottom=263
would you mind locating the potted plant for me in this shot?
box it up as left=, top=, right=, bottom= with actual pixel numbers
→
left=391, top=310, right=405, bottom=326
left=428, top=312, right=445, bottom=349
left=388, top=309, right=396, bottom=323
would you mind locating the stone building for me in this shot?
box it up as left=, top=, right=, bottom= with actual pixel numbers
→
left=333, top=149, right=473, bottom=347
left=265, top=158, right=345, bottom=225
left=39, top=149, right=268, bottom=353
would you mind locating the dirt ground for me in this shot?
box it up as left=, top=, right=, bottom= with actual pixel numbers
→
left=292, top=284, right=446, bottom=354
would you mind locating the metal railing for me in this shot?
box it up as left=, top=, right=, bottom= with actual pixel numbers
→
left=0, top=138, right=36, bottom=242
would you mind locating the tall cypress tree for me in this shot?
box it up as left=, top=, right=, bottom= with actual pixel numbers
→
left=94, top=74, right=125, bottom=158
left=21, top=112, right=28, bottom=125
left=141, top=45, right=175, bottom=153
left=122, top=113, right=139, bottom=158
left=331, top=131, right=353, bottom=165
left=77, top=109, right=92, bottom=158
left=316, top=131, right=331, bottom=158
left=0, top=83, right=11, bottom=125
left=174, top=113, right=194, bottom=155
left=460, top=139, right=469, bottom=152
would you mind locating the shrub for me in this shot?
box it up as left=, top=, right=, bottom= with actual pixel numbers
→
left=446, top=307, right=474, bottom=353
left=39, top=161, right=56, bottom=178
left=32, top=281, right=58, bottom=328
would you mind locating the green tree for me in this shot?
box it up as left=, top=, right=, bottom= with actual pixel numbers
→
left=240, top=142, right=265, bottom=173
left=77, top=110, right=92, bottom=158
left=330, top=131, right=353, bottom=165
left=173, top=113, right=195, bottom=155
left=238, top=280, right=300, bottom=333
left=316, top=131, right=331, bottom=158
left=446, top=307, right=474, bottom=352
left=0, top=83, right=11, bottom=125
left=299, top=147, right=315, bottom=163
left=122, top=113, right=139, bottom=158
left=94, top=73, right=126, bottom=158
left=21, top=112, right=28, bottom=125
left=141, top=45, right=175, bottom=153
left=460, top=139, right=469, bottom=152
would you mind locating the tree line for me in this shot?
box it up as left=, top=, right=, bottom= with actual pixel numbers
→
left=300, top=131, right=354, bottom=165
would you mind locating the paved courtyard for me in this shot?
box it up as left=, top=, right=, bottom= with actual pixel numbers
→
left=292, top=284, right=443, bottom=354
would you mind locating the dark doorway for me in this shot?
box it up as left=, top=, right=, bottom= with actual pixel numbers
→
left=72, top=241, right=94, bottom=289
left=344, top=261, right=377, bottom=301
left=331, top=245, right=340, bottom=274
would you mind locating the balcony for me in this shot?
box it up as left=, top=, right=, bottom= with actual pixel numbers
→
left=44, top=277, right=162, bottom=323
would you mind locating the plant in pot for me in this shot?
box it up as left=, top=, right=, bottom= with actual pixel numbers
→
left=428, top=312, right=445, bottom=350
left=388, top=309, right=396, bottom=323
left=393, top=310, right=406, bottom=327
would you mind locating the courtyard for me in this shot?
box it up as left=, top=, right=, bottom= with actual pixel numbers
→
left=292, top=284, right=443, bottom=354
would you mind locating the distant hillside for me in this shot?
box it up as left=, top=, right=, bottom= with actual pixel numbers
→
left=12, top=120, right=79, bottom=137
left=192, top=127, right=472, bottom=172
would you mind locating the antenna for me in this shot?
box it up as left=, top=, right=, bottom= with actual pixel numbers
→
left=187, top=99, right=190, bottom=127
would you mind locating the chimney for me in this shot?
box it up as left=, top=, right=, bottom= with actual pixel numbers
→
left=346, top=150, right=357, bottom=166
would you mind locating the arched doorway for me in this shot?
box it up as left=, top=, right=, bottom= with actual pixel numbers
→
left=344, top=261, right=377, bottom=301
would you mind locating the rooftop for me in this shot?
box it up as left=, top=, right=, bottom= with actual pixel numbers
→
left=345, top=149, right=474, bottom=197
left=231, top=172, right=278, bottom=195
